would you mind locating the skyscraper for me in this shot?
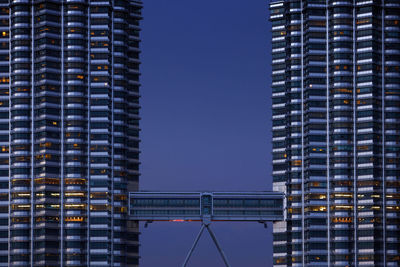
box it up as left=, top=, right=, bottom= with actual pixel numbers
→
left=0, top=1, right=142, bottom=266
left=270, top=0, right=400, bottom=266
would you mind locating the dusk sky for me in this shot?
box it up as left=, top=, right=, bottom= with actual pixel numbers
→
left=139, top=0, right=273, bottom=266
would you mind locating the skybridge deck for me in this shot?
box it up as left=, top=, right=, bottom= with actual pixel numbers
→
left=128, top=191, right=284, bottom=222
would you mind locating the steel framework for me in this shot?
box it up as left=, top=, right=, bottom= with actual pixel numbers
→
left=128, top=191, right=284, bottom=266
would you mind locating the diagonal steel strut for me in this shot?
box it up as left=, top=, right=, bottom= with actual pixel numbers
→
left=182, top=224, right=206, bottom=267
left=205, top=224, right=231, bottom=267
left=181, top=223, right=231, bottom=267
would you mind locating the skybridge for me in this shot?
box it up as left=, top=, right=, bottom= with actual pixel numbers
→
left=128, top=191, right=284, bottom=267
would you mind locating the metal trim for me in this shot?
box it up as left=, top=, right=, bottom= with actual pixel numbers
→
left=110, top=2, right=115, bottom=265
left=30, top=5, right=35, bottom=266
left=60, top=3, right=65, bottom=266
left=86, top=3, right=92, bottom=266
left=352, top=1, right=358, bottom=265
left=326, top=1, right=331, bottom=265
left=381, top=1, right=386, bottom=265
left=300, top=1, right=306, bottom=265
left=7, top=2, right=11, bottom=265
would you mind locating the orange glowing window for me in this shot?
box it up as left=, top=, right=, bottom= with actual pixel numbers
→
left=35, top=178, right=60, bottom=185
left=0, top=77, right=9, bottom=83
left=292, top=160, right=302, bottom=166
left=65, top=216, right=84, bottom=222
left=65, top=204, right=86, bottom=209
left=65, top=178, right=86, bottom=185
left=310, top=182, right=320, bottom=187
left=90, top=204, right=109, bottom=211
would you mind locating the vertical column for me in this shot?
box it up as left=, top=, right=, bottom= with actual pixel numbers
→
left=110, top=1, right=115, bottom=265
left=381, top=1, right=386, bottom=265
left=6, top=2, right=11, bottom=266
left=86, top=2, right=91, bottom=266
left=300, top=1, right=305, bottom=265
left=9, top=2, right=33, bottom=265
left=60, top=3, right=64, bottom=266
left=352, top=1, right=357, bottom=265
left=63, top=2, right=89, bottom=265
left=382, top=1, right=400, bottom=265
left=29, top=4, right=34, bottom=265
left=325, top=1, right=330, bottom=265
left=126, top=2, right=143, bottom=265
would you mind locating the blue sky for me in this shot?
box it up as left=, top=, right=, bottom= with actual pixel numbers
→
left=139, top=0, right=273, bottom=265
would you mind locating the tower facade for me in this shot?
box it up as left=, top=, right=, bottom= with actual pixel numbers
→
left=0, top=1, right=142, bottom=266
left=270, top=0, right=400, bottom=266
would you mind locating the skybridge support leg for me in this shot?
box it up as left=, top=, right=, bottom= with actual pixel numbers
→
left=182, top=224, right=206, bottom=267
left=182, top=222, right=231, bottom=267
left=205, top=225, right=231, bottom=267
